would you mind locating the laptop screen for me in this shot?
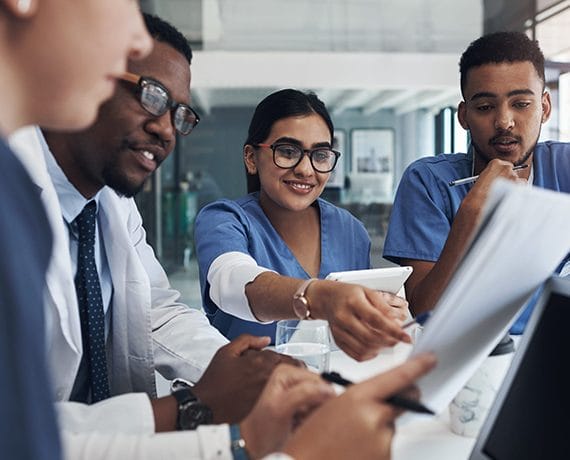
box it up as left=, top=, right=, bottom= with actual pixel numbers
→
left=469, top=277, right=570, bottom=459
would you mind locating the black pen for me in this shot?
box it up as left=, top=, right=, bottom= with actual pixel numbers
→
left=321, top=371, right=435, bottom=415
left=448, top=163, right=529, bottom=187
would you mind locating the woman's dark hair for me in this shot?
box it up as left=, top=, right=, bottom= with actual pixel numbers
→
left=244, top=89, right=334, bottom=193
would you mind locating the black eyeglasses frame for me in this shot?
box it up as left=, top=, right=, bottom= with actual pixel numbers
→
left=255, top=142, right=341, bottom=173
left=120, top=72, right=200, bottom=136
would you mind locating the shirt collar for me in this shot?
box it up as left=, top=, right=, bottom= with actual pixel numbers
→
left=39, top=130, right=101, bottom=225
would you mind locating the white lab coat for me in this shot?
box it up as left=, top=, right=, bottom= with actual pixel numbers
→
left=10, top=126, right=232, bottom=459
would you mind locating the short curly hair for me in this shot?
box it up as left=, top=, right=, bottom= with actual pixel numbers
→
left=143, top=13, right=192, bottom=65
left=459, top=31, right=545, bottom=95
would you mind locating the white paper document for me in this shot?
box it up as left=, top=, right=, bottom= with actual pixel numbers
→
left=409, top=180, right=570, bottom=413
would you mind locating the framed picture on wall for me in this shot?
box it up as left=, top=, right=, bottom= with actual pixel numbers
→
left=350, top=128, right=394, bottom=175
left=348, top=128, right=395, bottom=202
left=326, top=130, right=346, bottom=188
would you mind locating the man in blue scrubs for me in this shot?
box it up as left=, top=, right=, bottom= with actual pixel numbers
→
left=384, top=31, right=570, bottom=333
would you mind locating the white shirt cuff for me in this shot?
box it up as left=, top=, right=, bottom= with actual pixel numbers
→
left=56, top=393, right=155, bottom=434
left=61, top=424, right=233, bottom=460
left=207, top=252, right=275, bottom=323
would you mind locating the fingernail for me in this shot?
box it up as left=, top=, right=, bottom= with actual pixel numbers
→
left=321, top=384, right=336, bottom=395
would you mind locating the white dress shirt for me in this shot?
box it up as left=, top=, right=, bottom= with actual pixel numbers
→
left=44, top=144, right=117, bottom=400
left=42, top=138, right=113, bottom=332
left=10, top=126, right=235, bottom=460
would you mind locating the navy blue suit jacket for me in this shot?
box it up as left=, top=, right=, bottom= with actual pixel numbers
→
left=0, top=138, right=61, bottom=459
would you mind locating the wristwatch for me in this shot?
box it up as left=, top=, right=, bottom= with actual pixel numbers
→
left=292, top=278, right=318, bottom=320
left=170, top=378, right=213, bottom=430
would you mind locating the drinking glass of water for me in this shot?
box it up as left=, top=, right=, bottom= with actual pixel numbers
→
left=275, top=319, right=331, bottom=372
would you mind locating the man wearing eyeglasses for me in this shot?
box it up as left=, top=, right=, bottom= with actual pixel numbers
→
left=8, top=11, right=442, bottom=460
left=9, top=12, right=308, bottom=457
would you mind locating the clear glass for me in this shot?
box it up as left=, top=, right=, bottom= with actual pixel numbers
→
left=140, top=84, right=199, bottom=135
left=141, top=83, right=169, bottom=115
left=275, top=319, right=331, bottom=372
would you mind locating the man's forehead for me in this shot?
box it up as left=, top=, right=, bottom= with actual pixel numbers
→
left=464, top=61, right=543, bottom=95
left=128, top=41, right=191, bottom=99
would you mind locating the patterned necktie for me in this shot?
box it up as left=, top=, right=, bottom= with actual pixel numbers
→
left=74, top=201, right=110, bottom=403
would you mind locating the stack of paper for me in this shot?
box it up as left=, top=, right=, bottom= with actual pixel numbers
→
left=410, top=179, right=570, bottom=413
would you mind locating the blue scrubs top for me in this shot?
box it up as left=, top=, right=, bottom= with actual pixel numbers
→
left=384, top=142, right=570, bottom=333
left=195, top=193, right=371, bottom=341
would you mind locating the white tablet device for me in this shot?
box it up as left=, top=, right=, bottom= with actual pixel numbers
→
left=325, top=266, right=413, bottom=294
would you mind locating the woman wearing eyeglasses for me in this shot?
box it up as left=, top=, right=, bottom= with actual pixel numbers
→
left=195, top=89, right=411, bottom=361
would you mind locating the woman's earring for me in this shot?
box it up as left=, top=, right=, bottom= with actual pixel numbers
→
left=17, top=0, right=31, bottom=13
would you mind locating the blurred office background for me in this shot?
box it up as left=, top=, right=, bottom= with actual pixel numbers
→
left=137, top=0, right=570, bottom=305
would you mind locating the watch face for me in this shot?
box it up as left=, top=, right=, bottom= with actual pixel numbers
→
left=293, top=296, right=309, bottom=319
left=171, top=381, right=213, bottom=430
left=179, top=402, right=213, bottom=430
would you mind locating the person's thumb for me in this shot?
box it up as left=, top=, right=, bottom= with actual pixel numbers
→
left=227, top=334, right=271, bottom=355
left=354, top=353, right=436, bottom=401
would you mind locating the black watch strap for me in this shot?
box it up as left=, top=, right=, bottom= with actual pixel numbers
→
left=171, top=379, right=213, bottom=430
left=172, top=387, right=197, bottom=405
